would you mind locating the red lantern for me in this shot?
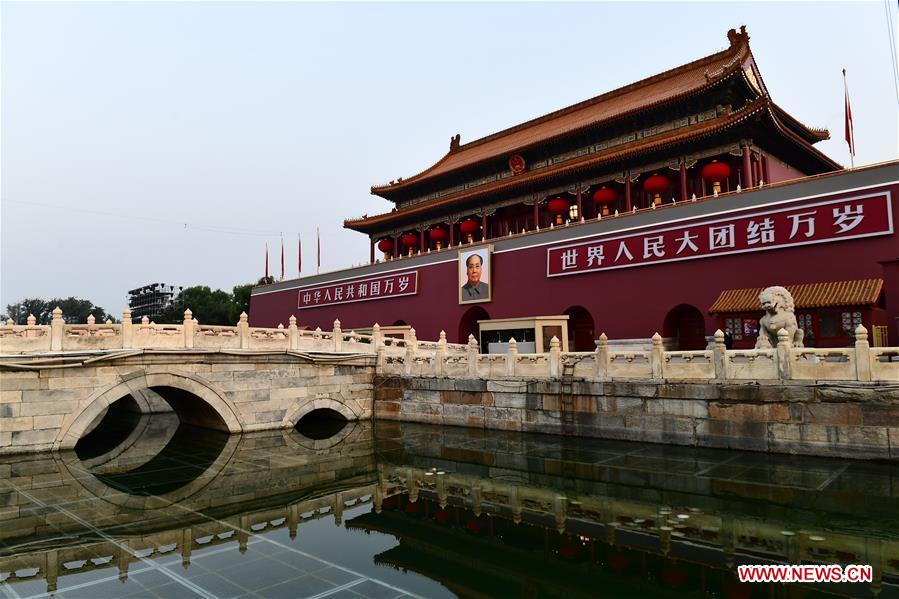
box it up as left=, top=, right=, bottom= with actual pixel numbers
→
left=459, top=219, right=479, bottom=235
left=404, top=501, right=422, bottom=515
left=643, top=174, right=670, bottom=206
left=400, top=233, right=419, bottom=256
left=592, top=187, right=618, bottom=216
left=643, top=174, right=670, bottom=193
left=433, top=510, right=450, bottom=524
left=547, top=197, right=570, bottom=225
left=377, top=238, right=394, bottom=253
left=592, top=187, right=618, bottom=205
left=428, top=227, right=448, bottom=250
left=700, top=160, right=732, bottom=182
left=547, top=197, right=570, bottom=214
left=607, top=553, right=631, bottom=571
left=459, top=219, right=480, bottom=242
left=701, top=160, right=732, bottom=195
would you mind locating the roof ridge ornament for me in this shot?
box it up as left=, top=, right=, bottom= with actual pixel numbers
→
left=449, top=133, right=461, bottom=153
left=727, top=25, right=749, bottom=48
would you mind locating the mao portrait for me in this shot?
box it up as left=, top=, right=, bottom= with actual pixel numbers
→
left=459, top=247, right=491, bottom=304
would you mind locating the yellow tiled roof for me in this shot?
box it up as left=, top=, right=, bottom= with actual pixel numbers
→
left=708, top=279, right=884, bottom=313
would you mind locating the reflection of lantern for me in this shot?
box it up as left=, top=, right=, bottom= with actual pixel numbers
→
left=464, top=518, right=484, bottom=533
left=592, top=187, right=618, bottom=216
left=558, top=542, right=582, bottom=560
left=660, top=567, right=687, bottom=588
left=434, top=510, right=450, bottom=524
left=607, top=553, right=631, bottom=572
left=643, top=174, right=670, bottom=206
left=401, top=233, right=419, bottom=256
left=381, top=496, right=398, bottom=509
left=428, top=227, right=448, bottom=250
left=547, top=197, right=570, bottom=225
left=460, top=219, right=480, bottom=243
left=377, top=238, right=394, bottom=260
left=404, top=501, right=422, bottom=515
left=701, top=160, right=732, bottom=195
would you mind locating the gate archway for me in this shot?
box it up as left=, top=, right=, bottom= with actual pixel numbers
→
left=563, top=306, right=595, bottom=352
left=458, top=306, right=490, bottom=345
left=663, top=304, right=707, bottom=351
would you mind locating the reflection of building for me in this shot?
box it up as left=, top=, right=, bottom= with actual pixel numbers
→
left=353, top=422, right=899, bottom=598
left=250, top=27, right=899, bottom=350
left=127, top=283, right=182, bottom=322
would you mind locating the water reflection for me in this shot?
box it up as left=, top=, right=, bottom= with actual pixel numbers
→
left=0, top=418, right=897, bottom=598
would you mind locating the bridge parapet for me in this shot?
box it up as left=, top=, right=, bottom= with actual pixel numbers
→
left=0, top=310, right=469, bottom=358
left=379, top=327, right=898, bottom=383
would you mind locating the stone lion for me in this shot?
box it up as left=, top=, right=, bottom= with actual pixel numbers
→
left=754, top=286, right=805, bottom=349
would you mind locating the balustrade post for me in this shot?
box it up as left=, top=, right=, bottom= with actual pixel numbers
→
left=713, top=329, right=727, bottom=380
left=372, top=323, right=382, bottom=354
left=183, top=308, right=194, bottom=349
left=650, top=332, right=663, bottom=379
left=333, top=319, right=342, bottom=352
left=506, top=337, right=518, bottom=376
left=408, top=327, right=418, bottom=357
left=467, top=334, right=479, bottom=377
left=855, top=324, right=872, bottom=382
left=595, top=333, right=609, bottom=379
left=403, top=339, right=414, bottom=375
left=238, top=312, right=250, bottom=349
left=122, top=308, right=133, bottom=349
left=50, top=307, right=64, bottom=351
left=436, top=330, right=447, bottom=376
left=549, top=336, right=560, bottom=377
left=288, top=315, right=298, bottom=350
left=776, top=328, right=792, bottom=380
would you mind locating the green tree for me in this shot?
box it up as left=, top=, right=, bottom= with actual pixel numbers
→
left=2, top=297, right=111, bottom=324
left=231, top=283, right=253, bottom=323
left=155, top=286, right=235, bottom=325
left=2, top=298, right=49, bottom=324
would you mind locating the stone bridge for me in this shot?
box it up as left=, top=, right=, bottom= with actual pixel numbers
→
left=2, top=308, right=897, bottom=456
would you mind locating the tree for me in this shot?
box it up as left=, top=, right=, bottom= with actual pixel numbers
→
left=155, top=286, right=236, bottom=325
left=231, top=283, right=253, bottom=324
left=2, top=297, right=111, bottom=324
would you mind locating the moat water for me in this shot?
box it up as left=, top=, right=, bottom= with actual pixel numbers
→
left=1, top=412, right=898, bottom=598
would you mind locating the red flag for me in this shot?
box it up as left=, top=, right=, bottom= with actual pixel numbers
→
left=298, top=234, right=302, bottom=275
left=264, top=243, right=269, bottom=279
left=316, top=227, right=321, bottom=272
left=843, top=68, right=855, bottom=160
left=280, top=238, right=285, bottom=280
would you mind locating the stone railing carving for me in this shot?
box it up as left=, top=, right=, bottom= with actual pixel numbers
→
left=1, top=310, right=895, bottom=383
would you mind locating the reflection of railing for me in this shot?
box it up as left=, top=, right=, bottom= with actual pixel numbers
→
left=371, top=463, right=899, bottom=592
left=0, top=487, right=375, bottom=595
left=2, top=309, right=896, bottom=383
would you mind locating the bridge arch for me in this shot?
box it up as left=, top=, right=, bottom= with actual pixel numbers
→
left=56, top=371, right=243, bottom=451
left=283, top=396, right=361, bottom=429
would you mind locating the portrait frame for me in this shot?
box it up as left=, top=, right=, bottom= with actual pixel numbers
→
left=458, top=245, right=492, bottom=305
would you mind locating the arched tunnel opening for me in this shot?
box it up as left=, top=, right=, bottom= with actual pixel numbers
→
left=295, top=408, right=348, bottom=440
left=74, top=387, right=231, bottom=496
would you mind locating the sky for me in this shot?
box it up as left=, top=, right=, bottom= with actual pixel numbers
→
left=2, top=1, right=897, bottom=318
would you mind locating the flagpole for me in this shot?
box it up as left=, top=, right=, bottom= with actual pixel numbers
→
left=280, top=235, right=285, bottom=281
left=843, top=68, right=855, bottom=169
left=298, top=233, right=302, bottom=277
left=264, top=243, right=269, bottom=280
left=316, top=227, right=321, bottom=275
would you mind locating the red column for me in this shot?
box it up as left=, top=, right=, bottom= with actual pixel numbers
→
left=533, top=202, right=540, bottom=229
left=679, top=163, right=688, bottom=201
left=392, top=236, right=399, bottom=260
left=449, top=222, right=455, bottom=247
left=762, top=155, right=771, bottom=184
left=370, top=238, right=375, bottom=264
left=742, top=146, right=753, bottom=188
left=481, top=214, right=488, bottom=241
left=624, top=176, right=632, bottom=212
left=576, top=186, right=583, bottom=221
left=419, top=229, right=425, bottom=252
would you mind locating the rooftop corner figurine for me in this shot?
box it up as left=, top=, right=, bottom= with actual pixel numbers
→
left=755, top=286, right=805, bottom=349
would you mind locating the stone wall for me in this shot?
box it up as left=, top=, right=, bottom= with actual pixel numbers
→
left=373, top=376, right=899, bottom=460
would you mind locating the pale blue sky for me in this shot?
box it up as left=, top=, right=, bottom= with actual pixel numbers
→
left=2, top=1, right=897, bottom=316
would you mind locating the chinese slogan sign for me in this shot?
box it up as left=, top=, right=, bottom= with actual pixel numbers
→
left=547, top=193, right=892, bottom=277
left=298, top=271, right=418, bottom=309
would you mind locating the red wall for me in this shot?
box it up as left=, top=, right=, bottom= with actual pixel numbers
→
left=251, top=181, right=899, bottom=345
